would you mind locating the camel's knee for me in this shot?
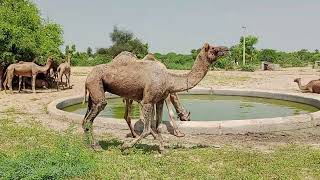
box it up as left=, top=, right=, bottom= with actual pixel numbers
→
left=98, top=100, right=108, bottom=111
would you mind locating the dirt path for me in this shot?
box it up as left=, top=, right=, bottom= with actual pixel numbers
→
left=1, top=66, right=320, bottom=149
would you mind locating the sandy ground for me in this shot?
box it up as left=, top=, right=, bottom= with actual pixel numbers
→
left=1, top=66, right=320, bottom=150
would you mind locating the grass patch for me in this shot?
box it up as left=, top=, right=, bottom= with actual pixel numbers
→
left=1, top=116, right=320, bottom=179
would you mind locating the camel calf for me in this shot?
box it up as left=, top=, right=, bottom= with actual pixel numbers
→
left=57, top=54, right=71, bottom=90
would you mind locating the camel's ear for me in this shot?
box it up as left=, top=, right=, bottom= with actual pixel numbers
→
left=203, top=43, right=210, bottom=52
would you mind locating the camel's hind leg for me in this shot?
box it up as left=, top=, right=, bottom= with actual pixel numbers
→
left=124, top=99, right=138, bottom=138
left=82, top=81, right=107, bottom=149
left=6, top=73, right=14, bottom=94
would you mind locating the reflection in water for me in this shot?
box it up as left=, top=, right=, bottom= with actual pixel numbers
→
left=63, top=95, right=319, bottom=121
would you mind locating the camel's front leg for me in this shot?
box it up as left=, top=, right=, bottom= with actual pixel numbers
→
left=170, top=93, right=190, bottom=121
left=122, top=103, right=154, bottom=149
left=18, top=76, right=22, bottom=93
left=82, top=97, right=107, bottom=150
left=67, top=73, right=71, bottom=89
left=32, top=75, right=36, bottom=93
left=165, top=98, right=185, bottom=137
left=23, top=77, right=26, bottom=90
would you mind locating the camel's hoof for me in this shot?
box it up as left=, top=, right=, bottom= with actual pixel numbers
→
left=173, top=130, right=185, bottom=137
left=159, top=148, right=169, bottom=155
left=91, top=143, right=103, bottom=152
left=121, top=143, right=132, bottom=150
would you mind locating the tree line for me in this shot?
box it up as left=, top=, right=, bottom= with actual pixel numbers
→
left=1, top=0, right=319, bottom=71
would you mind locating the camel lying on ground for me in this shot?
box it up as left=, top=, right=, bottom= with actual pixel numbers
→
left=83, top=43, right=228, bottom=153
left=294, top=78, right=320, bottom=93
left=3, top=57, right=53, bottom=93
left=57, top=54, right=71, bottom=90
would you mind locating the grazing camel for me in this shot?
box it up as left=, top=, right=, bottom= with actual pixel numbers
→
left=57, top=54, right=71, bottom=90
left=3, top=57, right=53, bottom=93
left=113, top=52, right=190, bottom=138
left=83, top=43, right=228, bottom=152
left=294, top=78, right=320, bottom=93
left=0, top=65, right=3, bottom=91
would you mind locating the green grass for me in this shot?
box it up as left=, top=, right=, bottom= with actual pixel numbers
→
left=1, top=112, right=320, bottom=179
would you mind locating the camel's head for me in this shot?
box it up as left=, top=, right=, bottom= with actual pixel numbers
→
left=202, top=43, right=229, bottom=63
left=294, top=78, right=301, bottom=83
left=47, top=56, right=54, bottom=63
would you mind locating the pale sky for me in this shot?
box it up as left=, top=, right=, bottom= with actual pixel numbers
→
left=34, top=0, right=320, bottom=54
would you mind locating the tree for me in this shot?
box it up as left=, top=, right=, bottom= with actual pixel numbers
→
left=107, top=26, right=148, bottom=58
left=87, top=47, right=93, bottom=57
left=230, top=35, right=259, bottom=64
left=258, top=49, right=278, bottom=63
left=65, top=45, right=70, bottom=55
left=0, top=0, right=63, bottom=65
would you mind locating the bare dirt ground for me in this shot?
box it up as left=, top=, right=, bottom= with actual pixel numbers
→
left=1, top=66, right=320, bottom=150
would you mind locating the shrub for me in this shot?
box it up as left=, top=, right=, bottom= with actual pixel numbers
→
left=214, top=56, right=236, bottom=70
left=240, top=64, right=256, bottom=72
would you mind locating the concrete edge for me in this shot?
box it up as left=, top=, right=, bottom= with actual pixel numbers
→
left=47, top=88, right=320, bottom=135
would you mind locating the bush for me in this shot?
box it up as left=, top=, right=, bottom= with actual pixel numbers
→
left=214, top=56, right=236, bottom=70
left=72, top=53, right=112, bottom=66
left=240, top=64, right=256, bottom=72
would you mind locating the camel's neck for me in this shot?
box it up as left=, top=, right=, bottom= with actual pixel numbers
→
left=67, top=55, right=71, bottom=65
left=296, top=80, right=308, bottom=90
left=169, top=53, right=211, bottom=92
left=39, top=61, right=52, bottom=73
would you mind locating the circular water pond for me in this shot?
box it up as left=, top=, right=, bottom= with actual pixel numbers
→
left=63, top=94, right=319, bottom=121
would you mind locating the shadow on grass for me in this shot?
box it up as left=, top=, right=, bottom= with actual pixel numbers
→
left=98, top=139, right=161, bottom=154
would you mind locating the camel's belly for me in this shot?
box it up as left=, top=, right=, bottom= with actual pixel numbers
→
left=106, top=82, right=144, bottom=102
left=15, top=71, right=32, bottom=77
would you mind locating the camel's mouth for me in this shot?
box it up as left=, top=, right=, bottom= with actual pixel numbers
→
left=217, top=46, right=229, bottom=57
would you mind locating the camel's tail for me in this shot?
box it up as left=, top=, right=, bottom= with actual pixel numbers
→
left=82, top=84, right=87, bottom=104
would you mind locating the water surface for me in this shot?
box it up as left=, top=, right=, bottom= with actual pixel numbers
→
left=63, top=95, right=319, bottom=121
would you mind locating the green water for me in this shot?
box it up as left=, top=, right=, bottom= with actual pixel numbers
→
left=63, top=95, right=319, bottom=121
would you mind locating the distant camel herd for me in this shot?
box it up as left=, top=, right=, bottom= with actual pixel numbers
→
left=0, top=55, right=71, bottom=93
left=1, top=43, right=320, bottom=153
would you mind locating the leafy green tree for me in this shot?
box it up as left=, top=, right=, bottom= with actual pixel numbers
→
left=65, top=45, right=70, bottom=55
left=230, top=35, right=259, bottom=65
left=87, top=47, right=93, bottom=57
left=258, top=49, right=278, bottom=63
left=0, top=0, right=63, bottom=65
left=106, top=26, right=148, bottom=58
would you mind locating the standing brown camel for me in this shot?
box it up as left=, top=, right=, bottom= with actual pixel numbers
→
left=57, top=54, right=71, bottom=90
left=0, top=65, right=3, bottom=91
left=83, top=43, right=228, bottom=152
left=112, top=52, right=190, bottom=138
left=294, top=78, right=320, bottom=93
left=3, top=57, right=53, bottom=93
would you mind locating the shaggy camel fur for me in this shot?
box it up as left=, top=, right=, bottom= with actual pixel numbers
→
left=113, top=53, right=190, bottom=138
left=57, top=54, right=71, bottom=90
left=3, top=57, right=53, bottom=93
left=294, top=78, right=320, bottom=93
left=83, top=43, right=228, bottom=152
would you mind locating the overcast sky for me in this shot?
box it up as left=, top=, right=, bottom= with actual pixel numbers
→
left=34, top=0, right=320, bottom=54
